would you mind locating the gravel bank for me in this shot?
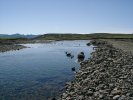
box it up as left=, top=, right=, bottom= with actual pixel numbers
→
left=0, top=44, right=27, bottom=52
left=59, top=40, right=133, bottom=100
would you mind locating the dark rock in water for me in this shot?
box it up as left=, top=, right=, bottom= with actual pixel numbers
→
left=77, top=52, right=85, bottom=59
left=66, top=53, right=71, bottom=57
left=71, top=67, right=75, bottom=71
left=71, top=55, right=74, bottom=59
left=80, top=52, right=84, bottom=55
left=78, top=54, right=85, bottom=59
left=65, top=52, right=71, bottom=57
left=65, top=52, right=75, bottom=59
left=51, top=97, right=56, bottom=100
left=78, top=58, right=84, bottom=62
left=86, top=42, right=91, bottom=46
left=90, top=40, right=96, bottom=45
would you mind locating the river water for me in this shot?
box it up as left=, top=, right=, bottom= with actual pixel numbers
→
left=0, top=40, right=94, bottom=100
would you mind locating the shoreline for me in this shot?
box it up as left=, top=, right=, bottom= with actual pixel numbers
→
left=0, top=39, right=53, bottom=52
left=0, top=39, right=28, bottom=52
left=0, top=44, right=27, bottom=52
left=59, top=39, right=133, bottom=100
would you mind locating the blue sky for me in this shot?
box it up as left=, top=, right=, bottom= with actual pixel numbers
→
left=0, top=0, right=133, bottom=34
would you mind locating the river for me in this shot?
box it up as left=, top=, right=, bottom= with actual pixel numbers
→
left=0, top=40, right=94, bottom=100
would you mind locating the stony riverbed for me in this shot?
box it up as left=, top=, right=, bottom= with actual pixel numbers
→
left=59, top=40, right=133, bottom=100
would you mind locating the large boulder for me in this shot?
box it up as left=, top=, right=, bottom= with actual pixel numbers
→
left=78, top=52, right=85, bottom=59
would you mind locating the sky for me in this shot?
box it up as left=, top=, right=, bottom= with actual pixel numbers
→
left=0, top=0, right=133, bottom=34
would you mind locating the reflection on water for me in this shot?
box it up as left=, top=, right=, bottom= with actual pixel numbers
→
left=0, top=40, right=94, bottom=100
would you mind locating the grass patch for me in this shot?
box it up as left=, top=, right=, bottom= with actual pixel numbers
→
left=36, top=33, right=133, bottom=40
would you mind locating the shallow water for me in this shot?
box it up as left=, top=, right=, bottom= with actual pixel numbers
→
left=0, top=40, right=94, bottom=100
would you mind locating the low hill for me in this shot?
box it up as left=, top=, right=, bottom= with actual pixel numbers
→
left=36, top=33, right=133, bottom=40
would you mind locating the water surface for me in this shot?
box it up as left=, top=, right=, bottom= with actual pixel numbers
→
left=0, top=40, right=94, bottom=100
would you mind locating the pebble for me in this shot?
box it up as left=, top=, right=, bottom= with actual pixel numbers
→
left=111, top=90, right=121, bottom=95
left=113, top=95, right=120, bottom=100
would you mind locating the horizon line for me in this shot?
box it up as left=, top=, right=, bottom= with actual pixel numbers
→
left=0, top=32, right=133, bottom=35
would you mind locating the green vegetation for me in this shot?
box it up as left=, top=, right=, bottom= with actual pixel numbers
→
left=1, top=33, right=133, bottom=41
left=0, top=38, right=28, bottom=45
left=36, top=33, right=133, bottom=40
left=0, top=37, right=28, bottom=40
left=37, top=33, right=90, bottom=40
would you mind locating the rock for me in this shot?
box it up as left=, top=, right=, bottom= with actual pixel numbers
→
left=66, top=53, right=71, bottom=57
left=113, top=95, right=120, bottom=100
left=99, top=94, right=104, bottom=99
left=71, top=55, right=74, bottom=59
left=86, top=43, right=91, bottom=46
left=51, top=97, right=56, bottom=100
left=87, top=90, right=93, bottom=96
left=111, top=90, right=121, bottom=95
left=126, top=92, right=133, bottom=97
left=62, top=93, right=68, bottom=98
left=118, top=95, right=126, bottom=100
left=66, top=96, right=71, bottom=100
left=71, top=67, right=76, bottom=71
left=77, top=52, right=85, bottom=59
left=77, top=95, right=84, bottom=100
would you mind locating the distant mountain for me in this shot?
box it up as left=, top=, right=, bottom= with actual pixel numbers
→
left=0, top=33, right=38, bottom=39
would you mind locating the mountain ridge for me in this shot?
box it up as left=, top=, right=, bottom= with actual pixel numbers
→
left=0, top=33, right=38, bottom=39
